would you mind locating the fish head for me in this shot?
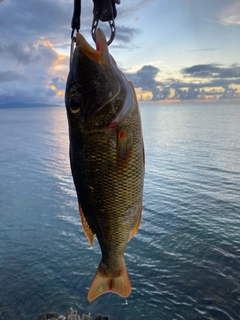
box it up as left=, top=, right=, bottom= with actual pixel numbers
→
left=65, top=28, right=134, bottom=132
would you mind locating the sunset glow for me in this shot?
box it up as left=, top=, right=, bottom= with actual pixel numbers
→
left=0, top=0, right=239, bottom=105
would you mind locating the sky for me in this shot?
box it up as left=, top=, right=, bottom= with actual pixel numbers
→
left=0, top=0, right=240, bottom=104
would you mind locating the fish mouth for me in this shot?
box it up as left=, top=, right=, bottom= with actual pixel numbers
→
left=76, top=28, right=109, bottom=63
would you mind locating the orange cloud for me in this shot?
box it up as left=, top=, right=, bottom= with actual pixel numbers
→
left=50, top=85, right=57, bottom=91
left=57, top=90, right=64, bottom=96
left=41, top=40, right=54, bottom=48
left=38, top=39, right=69, bottom=72
left=135, top=88, right=153, bottom=101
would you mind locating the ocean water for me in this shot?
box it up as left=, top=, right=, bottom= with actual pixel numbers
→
left=0, top=102, right=240, bottom=320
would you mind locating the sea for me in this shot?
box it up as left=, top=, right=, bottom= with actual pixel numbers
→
left=0, top=102, right=240, bottom=320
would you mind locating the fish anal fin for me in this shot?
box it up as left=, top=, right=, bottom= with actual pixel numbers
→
left=117, top=130, right=133, bottom=160
left=78, top=204, right=94, bottom=247
left=128, top=205, right=142, bottom=242
left=87, top=260, right=131, bottom=302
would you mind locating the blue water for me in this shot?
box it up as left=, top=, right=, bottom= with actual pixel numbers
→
left=0, top=102, right=240, bottom=320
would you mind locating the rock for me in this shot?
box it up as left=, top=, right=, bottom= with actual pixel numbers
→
left=65, top=308, right=74, bottom=317
left=81, top=314, right=93, bottom=320
left=65, top=307, right=81, bottom=320
left=38, top=314, right=47, bottom=320
left=47, top=312, right=59, bottom=319
left=38, top=312, right=59, bottom=320
left=38, top=308, right=108, bottom=320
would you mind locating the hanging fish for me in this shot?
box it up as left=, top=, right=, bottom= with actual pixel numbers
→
left=65, top=28, right=144, bottom=302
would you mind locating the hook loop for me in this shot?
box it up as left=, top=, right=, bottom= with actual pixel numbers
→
left=70, top=36, right=76, bottom=69
left=91, top=18, right=116, bottom=46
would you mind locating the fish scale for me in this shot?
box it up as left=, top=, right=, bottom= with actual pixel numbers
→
left=79, top=102, right=143, bottom=268
left=65, top=28, right=144, bottom=302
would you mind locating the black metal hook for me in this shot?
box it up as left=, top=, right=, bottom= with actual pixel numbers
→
left=91, top=0, right=119, bottom=46
left=70, top=36, right=76, bottom=69
left=91, top=17, right=116, bottom=46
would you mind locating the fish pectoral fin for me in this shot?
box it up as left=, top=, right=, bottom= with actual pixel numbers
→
left=87, top=260, right=131, bottom=302
left=128, top=205, right=142, bottom=242
left=78, top=204, right=94, bottom=247
left=117, top=130, right=133, bottom=160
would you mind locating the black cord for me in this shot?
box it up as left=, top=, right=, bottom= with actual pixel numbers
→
left=70, top=0, right=119, bottom=44
left=71, top=0, right=81, bottom=39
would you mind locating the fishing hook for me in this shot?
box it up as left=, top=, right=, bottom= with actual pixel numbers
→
left=70, top=36, right=76, bottom=69
left=91, top=0, right=120, bottom=46
left=91, top=17, right=116, bottom=46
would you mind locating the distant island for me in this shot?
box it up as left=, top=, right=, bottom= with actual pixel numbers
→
left=0, top=102, right=61, bottom=108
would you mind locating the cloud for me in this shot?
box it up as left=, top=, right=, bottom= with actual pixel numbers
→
left=182, top=64, right=240, bottom=79
left=0, top=39, right=68, bottom=104
left=173, top=62, right=240, bottom=100
left=50, top=77, right=66, bottom=91
left=126, top=63, right=240, bottom=102
left=47, top=77, right=66, bottom=97
left=114, top=25, right=141, bottom=43
left=190, top=48, right=219, bottom=52
left=127, top=65, right=168, bottom=100
left=0, top=84, right=45, bottom=104
left=0, top=0, right=239, bottom=104
left=128, top=65, right=160, bottom=87
left=0, top=0, right=146, bottom=105
left=220, top=87, right=238, bottom=100
left=94, top=24, right=140, bottom=46
left=0, top=0, right=71, bottom=40
left=0, top=71, right=27, bottom=82
left=0, top=0, right=72, bottom=104
left=118, top=0, right=156, bottom=18
left=219, top=2, right=240, bottom=25
left=0, top=40, right=67, bottom=73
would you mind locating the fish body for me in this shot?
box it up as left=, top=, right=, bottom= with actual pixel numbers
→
left=65, top=29, right=144, bottom=302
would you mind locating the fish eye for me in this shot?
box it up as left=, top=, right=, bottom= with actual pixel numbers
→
left=69, top=95, right=81, bottom=113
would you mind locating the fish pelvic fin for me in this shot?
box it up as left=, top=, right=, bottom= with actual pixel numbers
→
left=78, top=204, right=94, bottom=247
left=128, top=205, right=142, bottom=242
left=87, top=259, right=131, bottom=302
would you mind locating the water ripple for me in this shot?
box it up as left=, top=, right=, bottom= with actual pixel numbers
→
left=1, top=104, right=240, bottom=319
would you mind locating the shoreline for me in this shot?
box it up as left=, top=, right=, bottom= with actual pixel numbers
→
left=38, top=308, right=108, bottom=320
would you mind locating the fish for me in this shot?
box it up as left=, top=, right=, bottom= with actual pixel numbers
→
left=65, top=28, right=144, bottom=302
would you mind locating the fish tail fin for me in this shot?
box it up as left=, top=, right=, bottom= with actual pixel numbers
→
left=87, top=260, right=131, bottom=302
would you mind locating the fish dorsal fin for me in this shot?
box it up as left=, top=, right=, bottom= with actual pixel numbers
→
left=128, top=205, right=142, bottom=242
left=78, top=204, right=94, bottom=247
